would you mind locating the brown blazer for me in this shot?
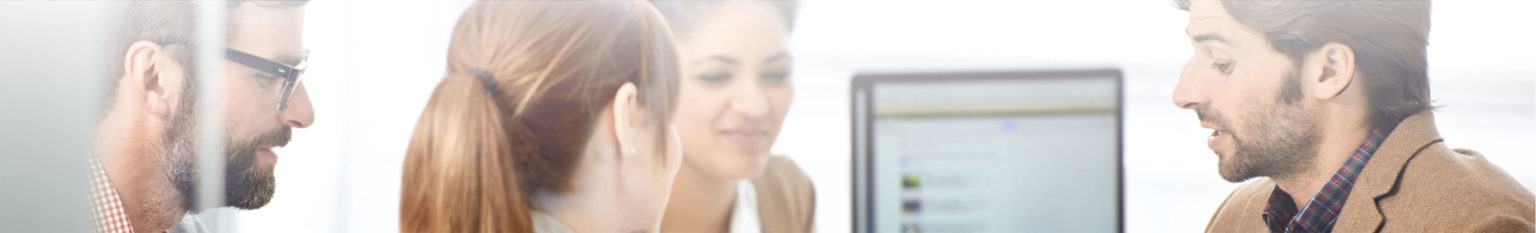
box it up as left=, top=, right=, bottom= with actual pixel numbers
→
left=1205, top=111, right=1535, bottom=232
left=751, top=155, right=817, bottom=233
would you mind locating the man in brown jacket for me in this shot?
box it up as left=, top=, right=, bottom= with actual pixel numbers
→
left=1168, top=0, right=1534, bottom=232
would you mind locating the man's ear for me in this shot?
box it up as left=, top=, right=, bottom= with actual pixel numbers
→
left=1310, top=42, right=1356, bottom=100
left=122, top=41, right=182, bottom=120
left=609, top=82, right=642, bottom=160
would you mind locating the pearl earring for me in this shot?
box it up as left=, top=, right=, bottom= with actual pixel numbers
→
left=629, top=148, right=637, bottom=155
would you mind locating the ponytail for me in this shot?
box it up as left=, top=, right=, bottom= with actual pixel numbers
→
left=401, top=72, right=535, bottom=233
left=401, top=1, right=683, bottom=232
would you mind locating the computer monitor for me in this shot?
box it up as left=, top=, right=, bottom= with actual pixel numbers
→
left=850, top=69, right=1123, bottom=233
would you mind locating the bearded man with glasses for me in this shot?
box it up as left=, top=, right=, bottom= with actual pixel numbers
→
left=90, top=1, right=314, bottom=232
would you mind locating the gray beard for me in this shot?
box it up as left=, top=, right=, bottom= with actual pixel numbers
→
left=161, top=96, right=277, bottom=213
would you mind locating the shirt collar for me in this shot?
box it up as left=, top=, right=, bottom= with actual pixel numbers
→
left=1262, top=129, right=1388, bottom=233
left=91, top=157, right=136, bottom=233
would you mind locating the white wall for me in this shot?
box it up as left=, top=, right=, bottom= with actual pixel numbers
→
left=240, top=0, right=1535, bottom=232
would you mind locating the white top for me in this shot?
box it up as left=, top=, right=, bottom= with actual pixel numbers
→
left=531, top=211, right=575, bottom=233
left=729, top=179, right=761, bottom=233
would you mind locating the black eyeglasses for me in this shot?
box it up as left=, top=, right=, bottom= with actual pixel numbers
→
left=225, top=48, right=307, bottom=110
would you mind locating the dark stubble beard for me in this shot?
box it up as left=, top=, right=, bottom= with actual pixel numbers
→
left=162, top=82, right=288, bottom=212
left=1199, top=70, right=1321, bottom=183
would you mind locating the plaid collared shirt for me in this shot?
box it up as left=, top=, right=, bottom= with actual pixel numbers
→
left=91, top=158, right=136, bottom=233
left=1262, top=129, right=1387, bottom=233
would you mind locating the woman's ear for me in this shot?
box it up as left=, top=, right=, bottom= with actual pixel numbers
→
left=610, top=82, right=643, bottom=159
left=123, top=40, right=182, bottom=120
left=1311, top=42, right=1356, bottom=100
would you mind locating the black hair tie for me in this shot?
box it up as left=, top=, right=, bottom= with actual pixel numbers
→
left=471, top=68, right=499, bottom=98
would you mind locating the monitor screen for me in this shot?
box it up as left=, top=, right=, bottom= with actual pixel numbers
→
left=852, top=69, right=1123, bottom=233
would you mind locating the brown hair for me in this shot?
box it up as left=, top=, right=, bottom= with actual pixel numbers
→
left=399, top=1, right=679, bottom=232
left=651, top=0, right=800, bottom=37
left=1173, top=0, right=1432, bottom=130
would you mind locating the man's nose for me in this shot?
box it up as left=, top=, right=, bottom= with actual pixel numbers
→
left=1171, top=60, right=1208, bottom=110
left=279, top=82, right=315, bottom=128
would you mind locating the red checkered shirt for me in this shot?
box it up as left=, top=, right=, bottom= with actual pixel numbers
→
left=91, top=158, right=135, bottom=233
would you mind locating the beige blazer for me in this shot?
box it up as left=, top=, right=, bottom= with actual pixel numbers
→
left=1204, top=111, right=1535, bottom=232
left=750, top=156, right=816, bottom=233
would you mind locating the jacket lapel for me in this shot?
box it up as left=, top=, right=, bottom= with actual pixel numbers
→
left=1332, top=111, right=1442, bottom=232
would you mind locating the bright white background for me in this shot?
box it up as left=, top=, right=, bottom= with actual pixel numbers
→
left=242, top=0, right=1535, bottom=232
